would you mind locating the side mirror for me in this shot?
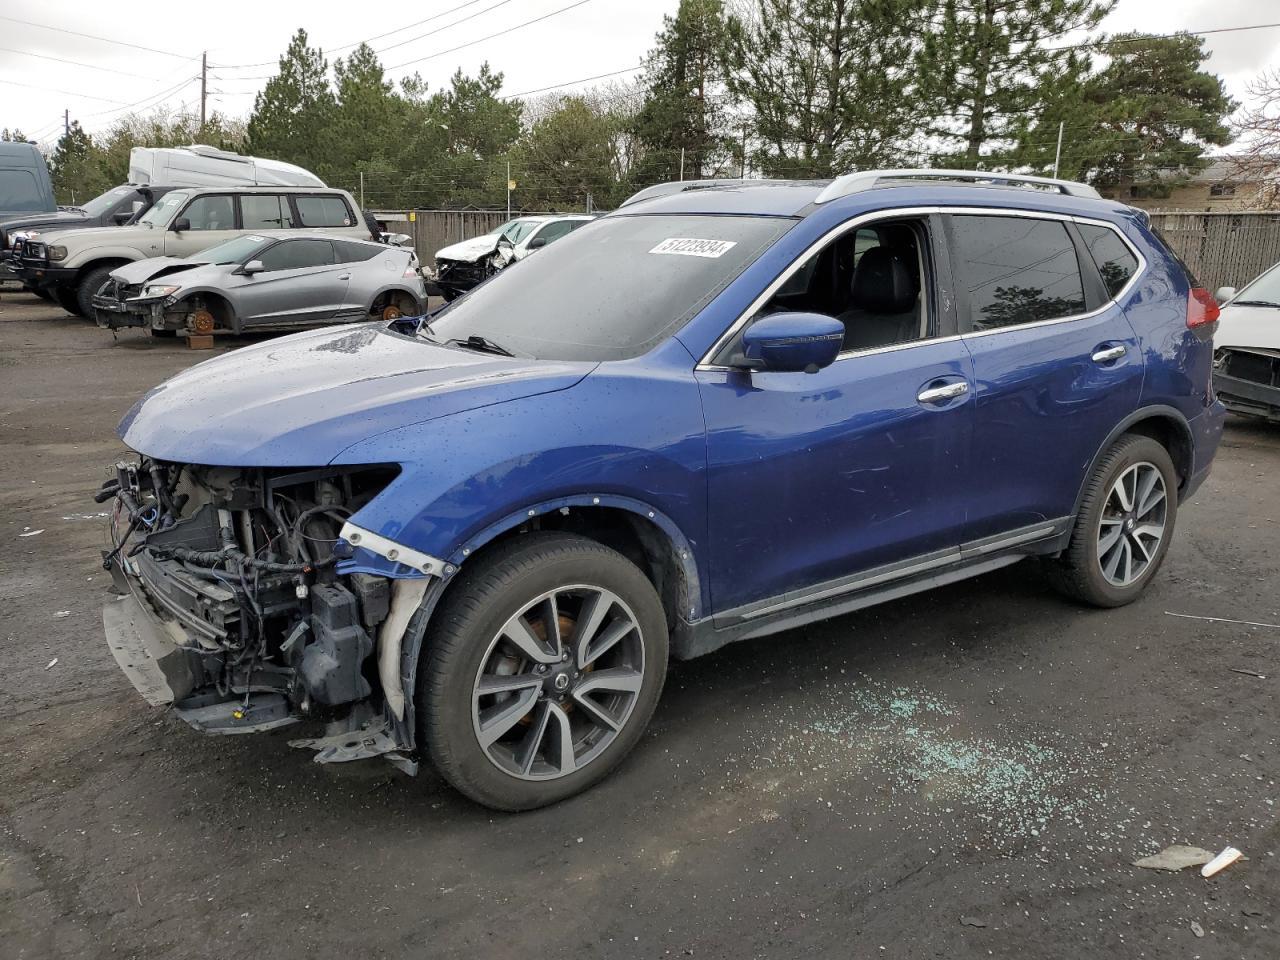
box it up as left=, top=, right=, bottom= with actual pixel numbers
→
left=1215, top=286, right=1236, bottom=305
left=112, top=212, right=132, bottom=225
left=738, top=312, right=844, bottom=373
left=241, top=259, right=265, bottom=276
left=528, top=236, right=547, bottom=250
left=171, top=217, right=191, bottom=233
left=131, top=200, right=145, bottom=216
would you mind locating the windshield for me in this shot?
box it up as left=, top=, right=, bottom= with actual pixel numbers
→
left=194, top=234, right=271, bottom=264
left=426, top=214, right=795, bottom=361
left=1233, top=262, right=1280, bottom=307
left=485, top=218, right=541, bottom=244
left=138, top=190, right=188, bottom=226
left=79, top=185, right=136, bottom=218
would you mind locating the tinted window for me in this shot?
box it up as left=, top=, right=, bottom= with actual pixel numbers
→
left=950, top=216, right=1086, bottom=330
left=294, top=195, right=352, bottom=228
left=1077, top=223, right=1139, bottom=300
left=334, top=240, right=384, bottom=262
left=427, top=214, right=794, bottom=361
left=181, top=195, right=236, bottom=230
left=530, top=221, right=576, bottom=246
left=0, top=169, right=48, bottom=212
left=241, top=194, right=291, bottom=229
left=259, top=239, right=335, bottom=271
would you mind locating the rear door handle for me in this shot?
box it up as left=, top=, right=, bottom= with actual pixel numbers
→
left=337, top=274, right=351, bottom=280
left=1092, top=345, right=1126, bottom=363
left=917, top=381, right=969, bottom=404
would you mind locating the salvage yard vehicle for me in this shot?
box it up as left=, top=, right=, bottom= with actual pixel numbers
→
left=14, top=186, right=369, bottom=318
left=432, top=214, right=594, bottom=300
left=92, top=234, right=426, bottom=337
left=1212, top=261, right=1280, bottom=422
left=100, top=170, right=1224, bottom=810
left=0, top=140, right=56, bottom=285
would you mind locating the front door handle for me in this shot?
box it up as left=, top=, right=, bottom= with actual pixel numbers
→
left=337, top=274, right=351, bottom=281
left=1092, top=345, right=1126, bottom=363
left=917, top=381, right=969, bottom=404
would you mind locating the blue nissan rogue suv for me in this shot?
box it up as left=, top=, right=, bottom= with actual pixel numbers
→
left=100, top=170, right=1225, bottom=809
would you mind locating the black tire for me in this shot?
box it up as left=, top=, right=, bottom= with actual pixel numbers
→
left=75, top=265, right=117, bottom=320
left=421, top=532, right=669, bottom=810
left=31, top=286, right=53, bottom=302
left=53, top=285, right=81, bottom=316
left=1047, top=434, right=1178, bottom=607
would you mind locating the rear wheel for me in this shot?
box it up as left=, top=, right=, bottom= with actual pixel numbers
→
left=421, top=533, right=668, bottom=810
left=75, top=265, right=117, bottom=320
left=1047, top=434, right=1178, bottom=607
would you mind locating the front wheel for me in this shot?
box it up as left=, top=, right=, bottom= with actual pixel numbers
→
left=76, top=265, right=117, bottom=320
left=1047, top=434, right=1178, bottom=607
left=421, top=533, right=668, bottom=810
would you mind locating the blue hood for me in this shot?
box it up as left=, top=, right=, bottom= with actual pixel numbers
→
left=119, top=324, right=595, bottom=465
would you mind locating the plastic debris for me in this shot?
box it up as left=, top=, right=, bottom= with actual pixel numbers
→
left=18, top=528, right=44, bottom=538
left=1230, top=668, right=1267, bottom=679
left=1133, top=845, right=1215, bottom=871
left=1190, top=921, right=1205, bottom=938
left=45, top=658, right=57, bottom=670
left=1201, top=847, right=1243, bottom=878
left=959, top=917, right=986, bottom=928
left=53, top=611, right=71, bottom=619
left=1165, top=611, right=1280, bottom=630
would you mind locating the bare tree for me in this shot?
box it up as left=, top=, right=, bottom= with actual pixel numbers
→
left=1230, top=69, right=1280, bottom=209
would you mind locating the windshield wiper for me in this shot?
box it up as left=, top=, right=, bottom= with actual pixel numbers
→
left=1230, top=299, right=1280, bottom=308
left=447, top=335, right=516, bottom=357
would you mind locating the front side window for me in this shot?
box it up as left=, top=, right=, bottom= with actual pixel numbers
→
left=240, top=194, right=291, bottom=229
left=180, top=195, right=236, bottom=231
left=426, top=214, right=794, bottom=361
left=294, top=195, right=353, bottom=228
left=949, top=215, right=1086, bottom=331
left=139, top=190, right=188, bottom=226
left=1077, top=223, right=1139, bottom=300
left=530, top=220, right=576, bottom=246
left=259, top=239, right=336, bottom=272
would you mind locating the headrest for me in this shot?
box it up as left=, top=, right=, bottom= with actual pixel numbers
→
left=850, top=247, right=917, bottom=313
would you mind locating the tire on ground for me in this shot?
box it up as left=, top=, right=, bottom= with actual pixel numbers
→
left=420, top=532, right=669, bottom=811
left=75, top=265, right=117, bottom=320
left=1047, top=433, right=1178, bottom=608
left=54, top=285, right=81, bottom=316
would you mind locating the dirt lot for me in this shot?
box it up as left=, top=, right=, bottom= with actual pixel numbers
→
left=1, top=288, right=1276, bottom=959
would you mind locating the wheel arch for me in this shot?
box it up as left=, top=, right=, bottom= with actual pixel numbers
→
left=369, top=284, right=425, bottom=317
left=173, top=289, right=237, bottom=332
left=1073, top=406, right=1195, bottom=520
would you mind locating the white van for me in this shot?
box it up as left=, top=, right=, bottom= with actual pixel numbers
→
left=129, top=146, right=325, bottom=189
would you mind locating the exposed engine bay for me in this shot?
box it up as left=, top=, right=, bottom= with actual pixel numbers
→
left=100, top=458, right=425, bottom=771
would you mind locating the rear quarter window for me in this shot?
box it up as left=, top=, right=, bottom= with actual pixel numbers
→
left=1077, top=223, right=1140, bottom=299
left=294, top=195, right=354, bottom=228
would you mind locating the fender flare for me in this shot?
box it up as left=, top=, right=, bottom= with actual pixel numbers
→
left=68, top=250, right=145, bottom=274
left=1071, top=404, right=1195, bottom=520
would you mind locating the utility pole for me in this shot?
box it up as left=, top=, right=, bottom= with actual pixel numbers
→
left=200, top=52, right=208, bottom=128
left=506, top=160, right=512, bottom=219
left=679, top=147, right=685, bottom=182
left=63, top=108, right=69, bottom=137
left=359, top=171, right=365, bottom=210
left=1052, top=121, right=1064, bottom=179
left=740, top=124, right=748, bottom=179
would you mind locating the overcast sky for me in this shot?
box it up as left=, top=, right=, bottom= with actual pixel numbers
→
left=1, top=0, right=1277, bottom=149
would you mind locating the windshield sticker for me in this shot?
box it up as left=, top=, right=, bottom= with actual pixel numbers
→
left=245, top=236, right=267, bottom=243
left=649, top=237, right=738, bottom=259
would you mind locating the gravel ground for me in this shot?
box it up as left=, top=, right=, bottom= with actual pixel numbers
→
left=1, top=289, right=1276, bottom=959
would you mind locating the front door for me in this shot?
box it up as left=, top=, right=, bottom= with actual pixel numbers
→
left=235, top=238, right=350, bottom=328
left=697, top=214, right=975, bottom=617
left=945, top=213, right=1145, bottom=541
left=163, top=193, right=240, bottom=257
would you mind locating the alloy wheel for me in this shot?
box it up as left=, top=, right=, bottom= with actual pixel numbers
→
left=471, top=585, right=646, bottom=781
left=1097, top=461, right=1168, bottom=587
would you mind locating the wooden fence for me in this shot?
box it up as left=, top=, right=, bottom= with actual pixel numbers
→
left=379, top=207, right=1280, bottom=293
left=1146, top=211, right=1280, bottom=291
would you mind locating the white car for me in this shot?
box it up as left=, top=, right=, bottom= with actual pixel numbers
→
left=1213, top=262, right=1280, bottom=422
left=432, top=215, right=595, bottom=300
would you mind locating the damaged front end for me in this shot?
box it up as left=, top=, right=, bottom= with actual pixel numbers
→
left=99, top=458, right=439, bottom=773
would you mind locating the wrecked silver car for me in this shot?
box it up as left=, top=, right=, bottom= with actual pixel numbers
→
left=92, top=233, right=425, bottom=336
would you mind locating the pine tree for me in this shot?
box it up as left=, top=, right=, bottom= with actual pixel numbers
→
left=48, top=121, right=110, bottom=205
left=1015, top=33, right=1235, bottom=195
left=725, top=0, right=925, bottom=178
left=1, top=128, right=29, bottom=142
left=634, top=0, right=733, bottom=184
left=915, top=0, right=1113, bottom=165
left=246, top=29, right=336, bottom=182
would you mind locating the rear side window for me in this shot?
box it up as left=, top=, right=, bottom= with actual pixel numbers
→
left=334, top=240, right=383, bottom=263
left=240, top=194, right=292, bottom=229
left=1077, top=224, right=1139, bottom=299
left=949, top=215, right=1086, bottom=331
left=259, top=239, right=335, bottom=271
left=294, top=195, right=353, bottom=228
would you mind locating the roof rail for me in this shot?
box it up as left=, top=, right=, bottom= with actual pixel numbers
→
left=619, top=178, right=788, bottom=208
left=815, top=169, right=1101, bottom=203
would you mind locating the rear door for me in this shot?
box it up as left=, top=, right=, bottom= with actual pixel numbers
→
left=948, top=212, right=1144, bottom=542
left=239, top=193, right=294, bottom=239
left=163, top=193, right=239, bottom=256
left=234, top=239, right=349, bottom=328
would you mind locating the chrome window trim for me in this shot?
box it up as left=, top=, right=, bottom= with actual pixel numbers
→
left=695, top=205, right=1148, bottom=371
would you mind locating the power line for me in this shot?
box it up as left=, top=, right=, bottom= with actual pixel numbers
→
left=0, top=78, right=131, bottom=106
left=503, top=66, right=642, bottom=100
left=0, top=14, right=195, bottom=60
left=0, top=46, right=166, bottom=79
left=386, top=0, right=600, bottom=73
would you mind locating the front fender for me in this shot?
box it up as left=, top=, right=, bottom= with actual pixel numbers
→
left=67, top=248, right=145, bottom=271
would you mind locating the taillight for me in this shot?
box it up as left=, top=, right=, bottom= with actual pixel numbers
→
left=1188, top=287, right=1220, bottom=329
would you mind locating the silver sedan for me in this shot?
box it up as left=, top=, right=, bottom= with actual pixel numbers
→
left=92, top=233, right=427, bottom=337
